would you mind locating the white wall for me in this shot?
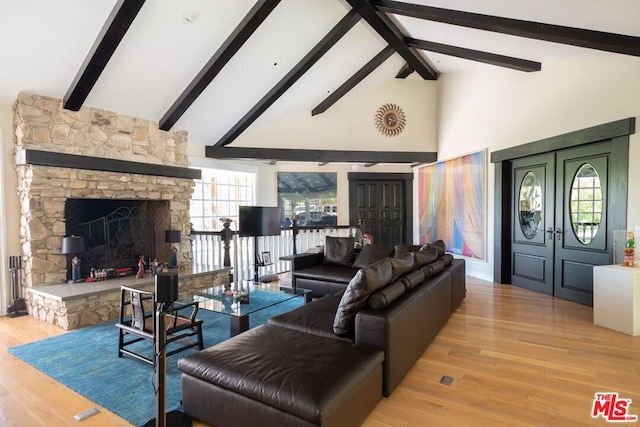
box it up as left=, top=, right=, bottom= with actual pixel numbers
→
left=434, top=55, right=640, bottom=281
left=0, top=102, right=16, bottom=313
left=232, top=77, right=439, bottom=153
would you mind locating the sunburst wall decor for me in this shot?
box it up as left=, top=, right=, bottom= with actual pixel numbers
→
left=374, top=103, right=406, bottom=137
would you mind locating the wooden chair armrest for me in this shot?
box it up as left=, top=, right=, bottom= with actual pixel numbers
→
left=170, top=301, right=199, bottom=323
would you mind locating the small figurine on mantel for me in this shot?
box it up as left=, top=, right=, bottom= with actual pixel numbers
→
left=136, top=256, right=146, bottom=279
left=71, top=255, right=81, bottom=282
left=150, top=258, right=159, bottom=276
left=170, top=246, right=178, bottom=268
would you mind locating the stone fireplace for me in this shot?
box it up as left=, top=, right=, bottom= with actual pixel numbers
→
left=13, top=92, right=197, bottom=288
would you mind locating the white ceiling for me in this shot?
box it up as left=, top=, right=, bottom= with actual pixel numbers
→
left=1, top=0, right=638, bottom=151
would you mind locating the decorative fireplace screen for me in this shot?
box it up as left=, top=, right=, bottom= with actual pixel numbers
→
left=70, top=206, right=155, bottom=274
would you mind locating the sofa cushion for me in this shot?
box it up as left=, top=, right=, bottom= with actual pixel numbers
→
left=398, top=269, right=426, bottom=291
left=352, top=244, right=393, bottom=269
left=393, top=244, right=421, bottom=257
left=390, top=252, right=415, bottom=281
left=367, top=280, right=406, bottom=309
left=413, top=246, right=439, bottom=268
left=323, top=236, right=356, bottom=267
left=269, top=295, right=352, bottom=341
left=333, top=257, right=393, bottom=336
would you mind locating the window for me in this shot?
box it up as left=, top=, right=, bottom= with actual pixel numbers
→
left=570, top=163, right=602, bottom=245
left=190, top=167, right=255, bottom=231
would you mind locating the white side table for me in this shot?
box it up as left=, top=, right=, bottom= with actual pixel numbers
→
left=593, top=265, right=640, bottom=336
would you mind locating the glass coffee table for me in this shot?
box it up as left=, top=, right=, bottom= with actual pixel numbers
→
left=193, top=281, right=311, bottom=337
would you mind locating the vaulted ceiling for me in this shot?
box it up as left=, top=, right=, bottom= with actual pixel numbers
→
left=1, top=0, right=639, bottom=164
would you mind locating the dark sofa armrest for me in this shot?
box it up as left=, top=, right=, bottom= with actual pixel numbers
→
left=284, top=252, right=325, bottom=289
left=287, top=252, right=325, bottom=270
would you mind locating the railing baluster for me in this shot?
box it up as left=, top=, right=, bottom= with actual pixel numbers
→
left=189, top=225, right=355, bottom=279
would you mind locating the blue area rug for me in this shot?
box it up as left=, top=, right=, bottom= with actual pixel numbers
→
left=8, top=297, right=304, bottom=426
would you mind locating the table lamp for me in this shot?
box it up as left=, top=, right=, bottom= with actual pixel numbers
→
left=61, top=236, right=86, bottom=283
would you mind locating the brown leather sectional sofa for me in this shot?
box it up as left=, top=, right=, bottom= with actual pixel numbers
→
left=178, top=239, right=466, bottom=426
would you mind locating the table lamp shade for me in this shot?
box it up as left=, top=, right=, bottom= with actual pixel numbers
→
left=165, top=230, right=182, bottom=243
left=61, top=236, right=86, bottom=254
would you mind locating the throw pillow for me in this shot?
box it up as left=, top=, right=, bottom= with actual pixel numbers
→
left=421, top=239, right=446, bottom=256
left=352, top=244, right=393, bottom=269
left=368, top=280, right=406, bottom=309
left=323, top=236, right=356, bottom=267
left=333, top=257, right=393, bottom=336
left=393, top=244, right=421, bottom=257
left=413, top=246, right=438, bottom=268
left=389, top=252, right=415, bottom=281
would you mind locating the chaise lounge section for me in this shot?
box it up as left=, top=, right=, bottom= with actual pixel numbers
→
left=179, top=324, right=384, bottom=427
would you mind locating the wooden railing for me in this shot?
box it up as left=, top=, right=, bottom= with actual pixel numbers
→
left=189, top=225, right=360, bottom=283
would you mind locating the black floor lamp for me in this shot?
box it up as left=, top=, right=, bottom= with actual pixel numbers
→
left=143, top=273, right=191, bottom=427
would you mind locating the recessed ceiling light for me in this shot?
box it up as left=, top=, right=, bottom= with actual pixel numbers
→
left=181, top=10, right=197, bottom=24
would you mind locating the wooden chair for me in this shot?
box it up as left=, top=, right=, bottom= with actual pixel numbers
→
left=116, top=285, right=204, bottom=365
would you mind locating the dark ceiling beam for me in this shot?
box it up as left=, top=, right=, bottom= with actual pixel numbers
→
left=395, top=63, right=414, bottom=78
left=63, top=0, right=146, bottom=111
left=345, top=0, right=438, bottom=80
left=312, top=45, right=395, bottom=116
left=159, top=0, right=280, bottom=131
left=206, top=146, right=437, bottom=164
left=211, top=10, right=361, bottom=147
left=373, top=0, right=640, bottom=57
left=407, top=38, right=541, bottom=72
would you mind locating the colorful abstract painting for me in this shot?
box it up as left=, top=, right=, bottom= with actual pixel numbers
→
left=418, top=150, right=486, bottom=260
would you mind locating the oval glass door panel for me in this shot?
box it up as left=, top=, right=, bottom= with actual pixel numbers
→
left=570, top=163, right=602, bottom=244
left=519, top=171, right=543, bottom=239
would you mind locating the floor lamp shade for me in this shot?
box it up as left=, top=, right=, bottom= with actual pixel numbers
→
left=165, top=230, right=182, bottom=243
left=61, top=236, right=86, bottom=254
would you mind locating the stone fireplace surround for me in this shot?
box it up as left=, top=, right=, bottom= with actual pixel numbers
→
left=12, top=92, right=229, bottom=329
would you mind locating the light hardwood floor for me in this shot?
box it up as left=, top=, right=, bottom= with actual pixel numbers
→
left=1, top=276, right=638, bottom=426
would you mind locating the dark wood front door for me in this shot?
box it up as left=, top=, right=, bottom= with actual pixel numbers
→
left=511, top=141, right=623, bottom=306
left=348, top=173, right=413, bottom=247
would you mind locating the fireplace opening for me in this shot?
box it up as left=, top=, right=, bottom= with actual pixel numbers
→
left=64, top=199, right=171, bottom=280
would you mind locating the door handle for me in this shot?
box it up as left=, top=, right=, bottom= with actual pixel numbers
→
left=546, top=227, right=554, bottom=239
left=555, top=228, right=562, bottom=240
